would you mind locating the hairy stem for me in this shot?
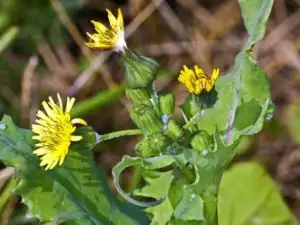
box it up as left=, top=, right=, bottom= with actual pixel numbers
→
left=96, top=129, right=142, bottom=143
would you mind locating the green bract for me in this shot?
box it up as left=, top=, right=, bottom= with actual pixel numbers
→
left=159, top=92, right=175, bottom=116
left=120, top=50, right=159, bottom=89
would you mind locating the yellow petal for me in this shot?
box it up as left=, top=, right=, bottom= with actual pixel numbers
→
left=85, top=41, right=112, bottom=49
left=194, top=66, right=204, bottom=78
left=42, top=101, right=53, bottom=117
left=71, top=135, right=83, bottom=142
left=32, top=135, right=41, bottom=140
left=57, top=93, right=63, bottom=109
left=91, top=20, right=108, bottom=34
left=48, top=96, right=55, bottom=106
left=65, top=97, right=75, bottom=113
left=32, top=124, right=43, bottom=133
left=183, top=65, right=189, bottom=72
left=86, top=32, right=100, bottom=42
left=211, top=68, right=219, bottom=81
left=71, top=118, right=87, bottom=126
left=59, top=150, right=68, bottom=166
left=48, top=97, right=60, bottom=113
left=49, top=158, right=59, bottom=170
left=40, top=160, right=48, bottom=167
left=117, top=8, right=124, bottom=30
left=106, top=9, right=117, bottom=28
left=35, top=118, right=50, bottom=127
left=205, top=83, right=212, bottom=92
left=33, top=148, right=47, bottom=156
left=36, top=110, right=48, bottom=120
left=178, top=74, right=185, bottom=83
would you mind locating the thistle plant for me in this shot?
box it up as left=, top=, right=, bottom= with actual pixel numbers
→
left=0, top=1, right=298, bottom=225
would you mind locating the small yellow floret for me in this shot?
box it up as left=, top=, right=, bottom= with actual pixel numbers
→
left=85, top=8, right=126, bottom=52
left=32, top=93, right=87, bottom=170
left=178, top=65, right=219, bottom=95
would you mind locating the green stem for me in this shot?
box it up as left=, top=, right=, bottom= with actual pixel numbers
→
left=183, top=111, right=203, bottom=130
left=96, top=129, right=142, bottom=143
left=71, top=84, right=125, bottom=118
left=150, top=82, right=161, bottom=115
left=127, top=165, right=142, bottom=193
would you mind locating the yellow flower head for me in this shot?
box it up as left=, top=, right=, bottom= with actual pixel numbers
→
left=178, top=65, right=219, bottom=95
left=32, top=94, right=87, bottom=170
left=85, top=8, right=126, bottom=52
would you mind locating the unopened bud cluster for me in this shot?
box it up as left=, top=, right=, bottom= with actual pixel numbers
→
left=119, top=50, right=216, bottom=158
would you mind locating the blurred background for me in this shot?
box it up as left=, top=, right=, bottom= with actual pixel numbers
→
left=0, top=0, right=300, bottom=224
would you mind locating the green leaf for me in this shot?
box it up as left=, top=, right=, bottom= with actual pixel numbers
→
left=173, top=189, right=204, bottom=221
left=133, top=170, right=174, bottom=200
left=0, top=115, right=147, bottom=225
left=218, top=162, right=298, bottom=225
left=113, top=155, right=178, bottom=207
left=233, top=100, right=262, bottom=130
left=193, top=0, right=273, bottom=144
left=142, top=155, right=177, bottom=170
left=238, top=0, right=274, bottom=48
left=144, top=198, right=173, bottom=225
left=112, top=155, right=153, bottom=208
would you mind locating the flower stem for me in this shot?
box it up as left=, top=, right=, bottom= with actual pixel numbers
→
left=183, top=111, right=204, bottom=130
left=96, top=129, right=142, bottom=143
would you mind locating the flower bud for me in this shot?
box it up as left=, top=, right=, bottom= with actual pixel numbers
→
left=167, top=120, right=183, bottom=138
left=135, top=132, right=170, bottom=158
left=190, top=131, right=212, bottom=152
left=126, top=88, right=152, bottom=106
left=130, top=104, right=162, bottom=135
left=159, top=92, right=175, bottom=116
left=120, top=50, right=159, bottom=89
left=180, top=95, right=201, bottom=119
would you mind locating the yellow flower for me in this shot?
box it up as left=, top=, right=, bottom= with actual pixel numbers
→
left=32, top=94, right=87, bottom=170
left=178, top=65, right=219, bottom=95
left=85, top=8, right=126, bottom=52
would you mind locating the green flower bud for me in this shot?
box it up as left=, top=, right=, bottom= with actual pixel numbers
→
left=167, top=120, right=183, bottom=138
left=126, top=88, right=152, bottom=106
left=191, top=131, right=212, bottom=152
left=120, top=50, right=159, bottom=89
left=180, top=95, right=202, bottom=120
left=159, top=92, right=175, bottom=116
left=135, top=132, right=170, bottom=158
left=130, top=104, right=162, bottom=135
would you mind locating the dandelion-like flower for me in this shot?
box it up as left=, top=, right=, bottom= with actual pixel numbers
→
left=85, top=8, right=126, bottom=52
left=32, top=94, right=87, bottom=170
left=178, top=65, right=219, bottom=95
